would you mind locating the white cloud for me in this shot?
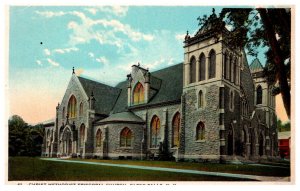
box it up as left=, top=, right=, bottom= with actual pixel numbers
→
left=116, top=30, right=183, bottom=72
left=53, top=47, right=79, bottom=54
left=85, top=8, right=98, bottom=15
left=95, top=56, right=109, bottom=65
left=88, top=52, right=95, bottom=58
left=44, top=48, right=51, bottom=56
left=36, top=10, right=153, bottom=48
left=175, top=33, right=186, bottom=41
left=36, top=60, right=42, bottom=66
left=167, top=58, right=175, bottom=66
left=143, top=58, right=166, bottom=70
left=47, top=58, right=60, bottom=67
left=35, top=11, right=66, bottom=18
left=85, top=6, right=128, bottom=17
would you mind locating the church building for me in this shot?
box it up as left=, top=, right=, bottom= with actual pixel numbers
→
left=42, top=11, right=278, bottom=162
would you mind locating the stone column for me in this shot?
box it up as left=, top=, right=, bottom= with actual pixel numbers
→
left=179, top=93, right=186, bottom=160
left=206, top=56, right=209, bottom=81
left=102, top=127, right=108, bottom=159
left=162, top=108, right=168, bottom=152
left=246, top=142, right=251, bottom=159
left=185, top=62, right=190, bottom=86
left=145, top=72, right=150, bottom=103
left=127, top=74, right=132, bottom=106
left=196, top=59, right=200, bottom=82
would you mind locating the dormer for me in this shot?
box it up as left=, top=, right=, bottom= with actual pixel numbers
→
left=127, top=63, right=150, bottom=106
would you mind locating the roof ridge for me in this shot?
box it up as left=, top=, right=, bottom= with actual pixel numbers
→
left=151, top=62, right=183, bottom=74
left=78, top=76, right=116, bottom=89
left=250, top=58, right=263, bottom=71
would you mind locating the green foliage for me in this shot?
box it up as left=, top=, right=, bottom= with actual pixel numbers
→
left=216, top=8, right=291, bottom=118
left=9, top=115, right=44, bottom=156
left=277, top=119, right=290, bottom=132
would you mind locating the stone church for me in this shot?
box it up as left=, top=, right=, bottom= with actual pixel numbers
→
left=42, top=11, right=278, bottom=162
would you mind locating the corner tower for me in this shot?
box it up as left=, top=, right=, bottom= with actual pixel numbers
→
left=250, top=58, right=277, bottom=157
left=182, top=9, right=243, bottom=161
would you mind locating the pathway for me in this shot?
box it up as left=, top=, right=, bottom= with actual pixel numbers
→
left=40, top=158, right=289, bottom=182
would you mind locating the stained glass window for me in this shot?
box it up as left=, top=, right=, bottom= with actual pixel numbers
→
left=68, top=95, right=77, bottom=118
left=172, top=113, right=181, bottom=147
left=151, top=115, right=161, bottom=148
left=133, top=82, right=145, bottom=104
left=120, top=127, right=132, bottom=147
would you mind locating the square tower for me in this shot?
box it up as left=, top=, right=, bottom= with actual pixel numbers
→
left=182, top=10, right=243, bottom=161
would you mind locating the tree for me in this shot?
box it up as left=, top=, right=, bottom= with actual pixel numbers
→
left=8, top=115, right=44, bottom=156
left=215, top=8, right=291, bottom=119
left=277, top=119, right=290, bottom=132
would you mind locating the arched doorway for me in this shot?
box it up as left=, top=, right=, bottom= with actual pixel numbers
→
left=62, top=127, right=72, bottom=156
left=259, top=132, right=264, bottom=156
left=241, top=129, right=247, bottom=156
left=250, top=129, right=255, bottom=156
left=227, top=126, right=234, bottom=155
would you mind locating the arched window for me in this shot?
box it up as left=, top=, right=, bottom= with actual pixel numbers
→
left=233, top=58, right=237, bottom=84
left=208, top=50, right=216, bottom=79
left=196, top=122, right=205, bottom=140
left=229, top=55, right=233, bottom=82
left=230, top=91, right=234, bottom=110
left=199, top=53, right=206, bottom=81
left=79, top=102, right=83, bottom=116
left=96, top=129, right=102, bottom=147
left=225, top=52, right=229, bottom=80
left=133, top=82, right=145, bottom=105
left=47, top=129, right=51, bottom=140
left=172, top=112, right=181, bottom=147
left=151, top=115, right=161, bottom=148
left=120, top=127, right=132, bottom=147
left=256, top=85, right=262, bottom=105
left=68, top=95, right=77, bottom=118
left=198, top=90, right=204, bottom=108
left=80, top=124, right=85, bottom=147
left=234, top=58, right=239, bottom=84
left=190, top=56, right=196, bottom=83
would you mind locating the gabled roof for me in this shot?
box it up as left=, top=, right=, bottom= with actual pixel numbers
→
left=77, top=76, right=121, bottom=115
left=250, top=58, right=264, bottom=73
left=97, top=111, right=144, bottom=124
left=111, top=63, right=183, bottom=113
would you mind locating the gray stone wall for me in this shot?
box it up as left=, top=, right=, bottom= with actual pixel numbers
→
left=56, top=75, right=95, bottom=157
left=133, top=103, right=181, bottom=157
left=183, top=83, right=221, bottom=159
left=93, top=123, right=144, bottom=159
left=223, top=84, right=242, bottom=155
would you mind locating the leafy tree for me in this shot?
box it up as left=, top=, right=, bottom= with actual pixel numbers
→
left=277, top=119, right=291, bottom=132
left=8, top=115, right=44, bottom=156
left=212, top=8, right=291, bottom=118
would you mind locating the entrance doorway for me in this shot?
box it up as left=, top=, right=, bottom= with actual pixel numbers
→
left=227, top=126, right=234, bottom=155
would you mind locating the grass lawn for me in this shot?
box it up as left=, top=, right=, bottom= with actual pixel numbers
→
left=8, top=157, right=254, bottom=181
left=67, top=158, right=290, bottom=177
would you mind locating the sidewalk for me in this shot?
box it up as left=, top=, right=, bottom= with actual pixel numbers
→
left=40, top=158, right=289, bottom=181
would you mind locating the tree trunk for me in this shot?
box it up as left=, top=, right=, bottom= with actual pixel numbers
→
left=258, top=8, right=290, bottom=119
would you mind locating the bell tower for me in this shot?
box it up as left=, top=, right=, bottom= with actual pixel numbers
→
left=182, top=9, right=243, bottom=161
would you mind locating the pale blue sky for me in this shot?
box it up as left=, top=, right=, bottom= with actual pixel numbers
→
left=9, top=6, right=268, bottom=123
